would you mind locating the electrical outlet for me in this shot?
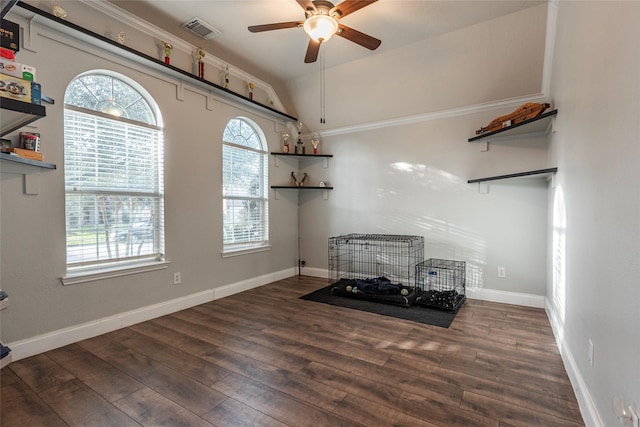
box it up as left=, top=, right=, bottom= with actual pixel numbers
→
left=497, top=266, right=506, bottom=278
left=173, top=272, right=181, bottom=285
left=588, top=339, right=594, bottom=366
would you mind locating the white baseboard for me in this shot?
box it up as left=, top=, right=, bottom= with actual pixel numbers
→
left=545, top=299, right=602, bottom=427
left=466, top=287, right=546, bottom=308
left=298, top=267, right=329, bottom=279
left=7, top=268, right=296, bottom=362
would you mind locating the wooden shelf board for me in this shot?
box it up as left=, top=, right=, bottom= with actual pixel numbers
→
left=468, top=109, right=558, bottom=142
left=467, top=167, right=557, bottom=184
left=1, top=98, right=47, bottom=137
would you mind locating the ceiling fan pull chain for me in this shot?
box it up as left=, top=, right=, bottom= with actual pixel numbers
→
left=320, top=46, right=326, bottom=124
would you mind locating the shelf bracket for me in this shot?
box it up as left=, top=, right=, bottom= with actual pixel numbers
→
left=477, top=182, right=489, bottom=194
left=322, top=158, right=329, bottom=168
left=274, top=156, right=280, bottom=167
left=274, top=189, right=280, bottom=200
left=480, top=141, right=489, bottom=152
left=323, top=189, right=329, bottom=200
left=24, top=173, right=41, bottom=195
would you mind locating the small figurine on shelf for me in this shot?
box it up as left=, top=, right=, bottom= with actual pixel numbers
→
left=282, top=133, right=290, bottom=153
left=248, top=82, right=254, bottom=100
left=222, top=65, right=230, bottom=88
left=291, top=172, right=307, bottom=187
left=295, top=122, right=305, bottom=154
left=117, top=32, right=126, bottom=45
left=162, top=41, right=173, bottom=64
left=194, top=48, right=205, bottom=78
left=311, top=132, right=320, bottom=155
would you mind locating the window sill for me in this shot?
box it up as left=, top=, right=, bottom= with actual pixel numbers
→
left=221, top=245, right=271, bottom=258
left=61, top=260, right=170, bottom=286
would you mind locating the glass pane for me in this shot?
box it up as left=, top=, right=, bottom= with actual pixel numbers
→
left=66, top=192, right=160, bottom=264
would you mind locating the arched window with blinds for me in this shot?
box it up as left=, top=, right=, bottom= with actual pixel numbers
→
left=222, top=117, right=269, bottom=253
left=64, top=71, right=164, bottom=270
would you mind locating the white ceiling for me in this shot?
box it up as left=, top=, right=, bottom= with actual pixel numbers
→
left=110, top=0, right=545, bottom=85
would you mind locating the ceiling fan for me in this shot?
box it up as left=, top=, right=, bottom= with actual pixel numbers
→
left=248, top=0, right=381, bottom=63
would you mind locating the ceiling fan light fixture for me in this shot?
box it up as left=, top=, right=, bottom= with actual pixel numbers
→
left=303, top=14, right=338, bottom=42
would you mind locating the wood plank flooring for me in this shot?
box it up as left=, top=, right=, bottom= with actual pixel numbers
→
left=1, top=275, right=584, bottom=426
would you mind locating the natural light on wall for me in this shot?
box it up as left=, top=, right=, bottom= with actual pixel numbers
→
left=553, top=185, right=567, bottom=323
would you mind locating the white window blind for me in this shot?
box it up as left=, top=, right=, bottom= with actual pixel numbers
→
left=222, top=118, right=268, bottom=251
left=64, top=73, right=164, bottom=269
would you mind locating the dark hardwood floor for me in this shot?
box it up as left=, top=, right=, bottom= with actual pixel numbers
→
left=1, top=275, right=584, bottom=426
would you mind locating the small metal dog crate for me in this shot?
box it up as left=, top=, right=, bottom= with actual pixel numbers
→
left=415, top=258, right=466, bottom=311
left=329, top=234, right=424, bottom=286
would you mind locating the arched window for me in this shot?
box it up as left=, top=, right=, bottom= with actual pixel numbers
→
left=64, top=71, right=164, bottom=270
left=222, top=118, right=269, bottom=252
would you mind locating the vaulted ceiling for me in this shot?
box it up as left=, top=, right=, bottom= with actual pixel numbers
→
left=108, top=0, right=545, bottom=87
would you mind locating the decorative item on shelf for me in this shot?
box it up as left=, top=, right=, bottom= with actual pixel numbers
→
left=0, top=139, right=11, bottom=153
left=291, top=171, right=307, bottom=187
left=1, top=19, right=20, bottom=53
left=117, top=32, right=126, bottom=45
left=248, top=82, right=254, bottom=100
left=221, top=65, right=229, bottom=88
left=311, top=132, right=320, bottom=154
left=162, top=41, right=173, bottom=64
left=295, top=121, right=305, bottom=154
left=319, top=181, right=326, bottom=187
left=282, top=133, right=290, bottom=153
left=193, top=47, right=205, bottom=78
left=52, top=5, right=67, bottom=19
left=476, top=102, right=550, bottom=135
left=20, top=132, right=39, bottom=151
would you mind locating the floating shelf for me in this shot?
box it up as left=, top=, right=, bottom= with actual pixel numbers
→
left=270, top=152, right=333, bottom=158
left=1, top=98, right=47, bottom=137
left=12, top=1, right=297, bottom=124
left=468, top=109, right=558, bottom=142
left=0, top=152, right=56, bottom=170
left=270, top=185, right=333, bottom=190
left=468, top=167, right=557, bottom=184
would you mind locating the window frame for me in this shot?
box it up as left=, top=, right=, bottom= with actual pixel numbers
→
left=62, top=70, right=166, bottom=281
left=221, top=117, right=270, bottom=255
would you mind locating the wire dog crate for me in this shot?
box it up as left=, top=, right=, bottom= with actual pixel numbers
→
left=329, top=234, right=424, bottom=286
left=415, top=258, right=466, bottom=311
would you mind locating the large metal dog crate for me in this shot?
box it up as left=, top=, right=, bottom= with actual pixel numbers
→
left=328, top=234, right=424, bottom=286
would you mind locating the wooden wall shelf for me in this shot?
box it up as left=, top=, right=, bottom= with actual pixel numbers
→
left=271, top=185, right=333, bottom=190
left=1, top=98, right=46, bottom=137
left=468, top=109, right=558, bottom=143
left=0, top=152, right=56, bottom=170
left=468, top=167, right=557, bottom=184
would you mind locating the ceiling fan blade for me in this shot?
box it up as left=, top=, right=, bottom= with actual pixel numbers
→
left=248, top=21, right=302, bottom=33
left=337, top=24, right=381, bottom=50
left=297, top=0, right=317, bottom=13
left=304, top=39, right=322, bottom=63
left=330, top=0, right=377, bottom=19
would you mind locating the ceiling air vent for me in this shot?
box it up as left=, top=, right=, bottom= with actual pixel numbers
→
left=182, top=17, right=221, bottom=40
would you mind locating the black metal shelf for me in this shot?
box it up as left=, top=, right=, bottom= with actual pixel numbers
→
left=270, top=185, right=333, bottom=190
left=468, top=109, right=558, bottom=142
left=467, top=167, right=557, bottom=184
left=13, top=1, right=297, bottom=124
left=0, top=98, right=46, bottom=137
left=270, top=152, right=333, bottom=158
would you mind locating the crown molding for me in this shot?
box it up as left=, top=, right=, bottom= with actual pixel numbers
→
left=541, top=0, right=559, bottom=98
left=320, top=93, right=548, bottom=137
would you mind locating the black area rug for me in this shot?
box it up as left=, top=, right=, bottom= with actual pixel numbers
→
left=300, top=285, right=457, bottom=328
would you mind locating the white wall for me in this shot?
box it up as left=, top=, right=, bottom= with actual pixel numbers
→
left=287, top=5, right=552, bottom=302
left=546, top=2, right=640, bottom=426
left=0, top=3, right=298, bottom=353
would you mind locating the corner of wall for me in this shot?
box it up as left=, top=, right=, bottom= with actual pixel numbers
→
left=545, top=298, right=603, bottom=427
